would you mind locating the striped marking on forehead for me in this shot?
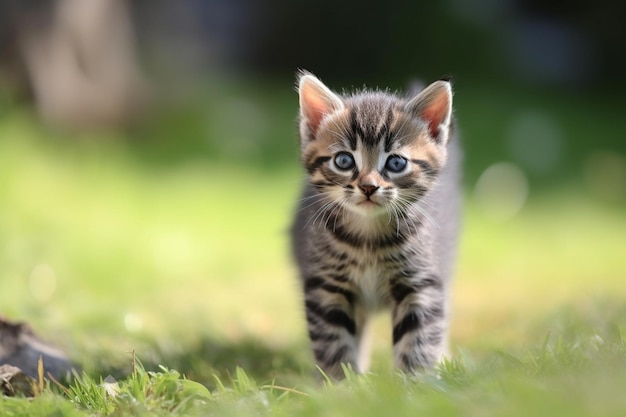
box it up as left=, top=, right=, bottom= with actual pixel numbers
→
left=347, top=100, right=396, bottom=151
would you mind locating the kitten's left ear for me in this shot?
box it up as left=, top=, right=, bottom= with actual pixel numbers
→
left=298, top=72, right=344, bottom=141
left=406, top=80, right=453, bottom=144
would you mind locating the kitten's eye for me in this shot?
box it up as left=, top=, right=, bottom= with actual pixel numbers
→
left=334, top=152, right=355, bottom=170
left=385, top=155, right=408, bottom=173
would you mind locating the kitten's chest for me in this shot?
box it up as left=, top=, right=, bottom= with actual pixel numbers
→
left=343, top=247, right=408, bottom=310
left=349, top=259, right=388, bottom=310
left=316, top=222, right=417, bottom=310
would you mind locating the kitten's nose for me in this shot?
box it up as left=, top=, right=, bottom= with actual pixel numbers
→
left=359, top=184, right=379, bottom=197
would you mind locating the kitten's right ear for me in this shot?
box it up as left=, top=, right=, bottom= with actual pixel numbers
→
left=298, top=72, right=344, bottom=141
left=405, top=80, right=453, bottom=145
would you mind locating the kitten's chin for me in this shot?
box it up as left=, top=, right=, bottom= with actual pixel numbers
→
left=348, top=200, right=387, bottom=217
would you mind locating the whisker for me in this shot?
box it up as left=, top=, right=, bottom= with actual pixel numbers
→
left=325, top=199, right=344, bottom=231
left=397, top=194, right=438, bottom=229
left=305, top=199, right=336, bottom=230
left=297, top=194, right=327, bottom=212
left=392, top=193, right=434, bottom=234
left=384, top=200, right=402, bottom=237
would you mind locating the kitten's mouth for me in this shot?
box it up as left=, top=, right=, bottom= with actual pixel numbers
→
left=352, top=198, right=387, bottom=216
left=357, top=199, right=381, bottom=207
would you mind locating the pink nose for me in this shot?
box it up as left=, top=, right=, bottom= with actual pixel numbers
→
left=359, top=184, right=379, bottom=197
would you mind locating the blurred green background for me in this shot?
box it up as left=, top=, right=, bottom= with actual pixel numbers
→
left=0, top=0, right=625, bottom=384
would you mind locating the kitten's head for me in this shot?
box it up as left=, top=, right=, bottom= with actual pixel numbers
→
left=297, top=71, right=453, bottom=218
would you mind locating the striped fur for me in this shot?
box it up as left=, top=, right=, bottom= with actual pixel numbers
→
left=292, top=73, right=461, bottom=379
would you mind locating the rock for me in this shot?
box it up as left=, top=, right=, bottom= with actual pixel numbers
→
left=0, top=316, right=77, bottom=382
left=0, top=364, right=37, bottom=397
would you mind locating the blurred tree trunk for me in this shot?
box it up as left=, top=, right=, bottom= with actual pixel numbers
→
left=17, top=0, right=148, bottom=129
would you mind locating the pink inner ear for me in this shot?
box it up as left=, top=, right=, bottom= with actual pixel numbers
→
left=306, top=97, right=327, bottom=133
left=303, top=92, right=328, bottom=135
left=422, top=94, right=450, bottom=138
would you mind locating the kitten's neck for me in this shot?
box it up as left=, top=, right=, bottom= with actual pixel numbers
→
left=336, top=207, right=404, bottom=238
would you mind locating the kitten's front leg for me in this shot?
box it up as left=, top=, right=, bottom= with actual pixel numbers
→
left=304, top=275, right=359, bottom=379
left=390, top=275, right=448, bottom=373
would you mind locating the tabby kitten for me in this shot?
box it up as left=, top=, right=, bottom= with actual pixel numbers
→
left=291, top=72, right=461, bottom=378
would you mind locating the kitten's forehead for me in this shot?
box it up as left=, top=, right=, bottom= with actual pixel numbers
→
left=344, top=93, right=402, bottom=150
left=346, top=92, right=400, bottom=119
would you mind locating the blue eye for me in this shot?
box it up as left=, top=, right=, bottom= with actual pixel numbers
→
left=334, top=152, right=355, bottom=170
left=385, top=155, right=407, bottom=173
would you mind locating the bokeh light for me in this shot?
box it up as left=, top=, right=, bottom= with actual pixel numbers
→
left=474, top=162, right=529, bottom=222
left=507, top=111, right=564, bottom=175
left=124, top=313, right=144, bottom=333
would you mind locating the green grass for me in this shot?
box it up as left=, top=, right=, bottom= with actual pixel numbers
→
left=0, top=82, right=625, bottom=416
left=3, top=333, right=626, bottom=416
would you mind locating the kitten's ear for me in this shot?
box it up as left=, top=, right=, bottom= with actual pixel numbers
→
left=298, top=73, right=344, bottom=141
left=406, top=80, right=453, bottom=144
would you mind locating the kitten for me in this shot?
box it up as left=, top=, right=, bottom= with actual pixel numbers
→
left=291, top=72, right=461, bottom=378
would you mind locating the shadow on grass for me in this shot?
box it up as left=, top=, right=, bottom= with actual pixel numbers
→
left=81, top=298, right=626, bottom=389
left=90, top=336, right=313, bottom=388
